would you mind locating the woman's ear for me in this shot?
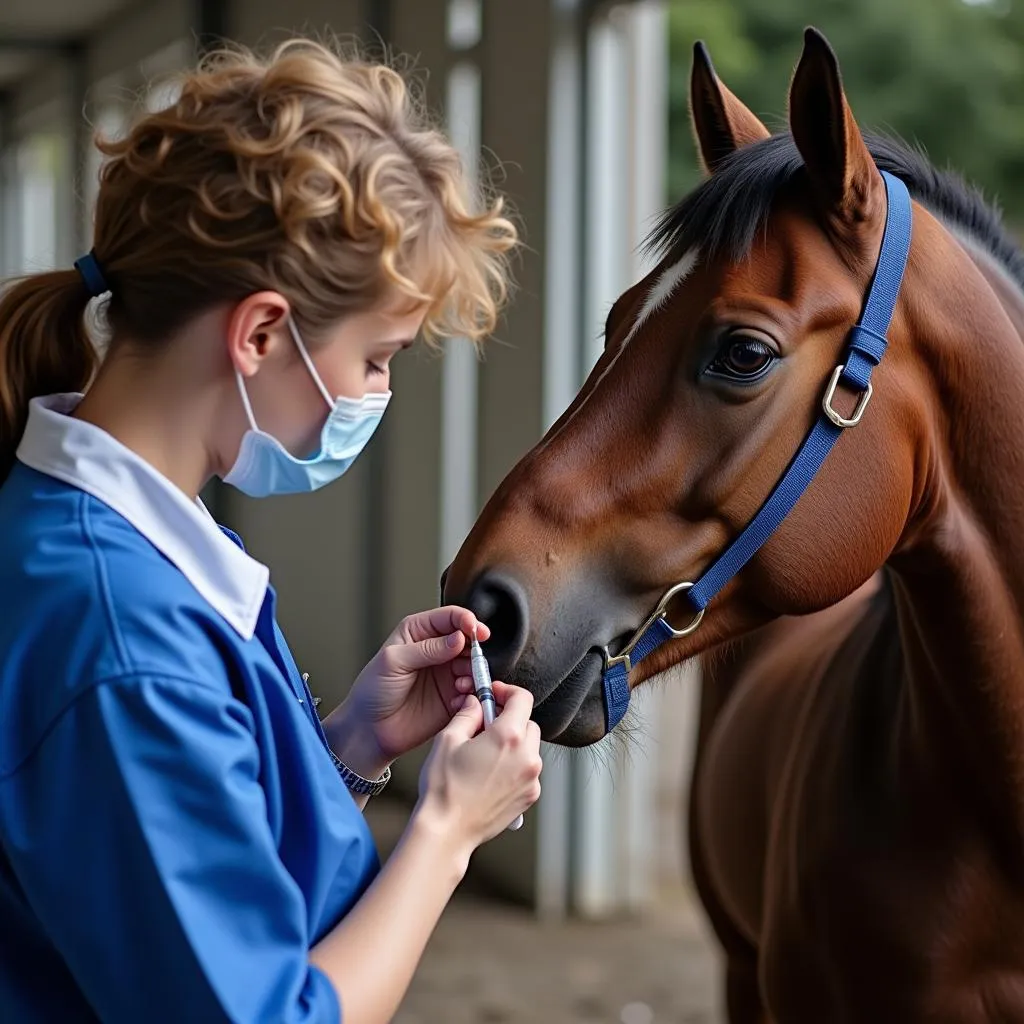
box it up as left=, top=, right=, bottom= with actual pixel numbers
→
left=225, top=293, right=292, bottom=376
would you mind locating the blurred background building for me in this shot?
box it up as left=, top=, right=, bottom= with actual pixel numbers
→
left=2, top=1, right=1020, bottom=1020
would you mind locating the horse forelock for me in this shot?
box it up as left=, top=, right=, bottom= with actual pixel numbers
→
left=647, top=132, right=1024, bottom=296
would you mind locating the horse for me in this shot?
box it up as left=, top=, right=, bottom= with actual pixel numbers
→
left=442, top=25, right=1024, bottom=1024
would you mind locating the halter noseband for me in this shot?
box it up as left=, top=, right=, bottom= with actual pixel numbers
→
left=602, top=169, right=913, bottom=733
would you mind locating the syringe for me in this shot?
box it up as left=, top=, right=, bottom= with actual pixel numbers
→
left=470, top=625, right=524, bottom=832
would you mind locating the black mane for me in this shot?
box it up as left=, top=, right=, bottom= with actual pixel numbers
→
left=648, top=133, right=1024, bottom=289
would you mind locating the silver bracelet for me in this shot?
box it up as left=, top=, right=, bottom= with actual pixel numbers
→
left=304, top=672, right=391, bottom=797
left=330, top=749, right=391, bottom=797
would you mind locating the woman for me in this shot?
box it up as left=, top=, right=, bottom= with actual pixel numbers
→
left=0, top=38, right=542, bottom=1024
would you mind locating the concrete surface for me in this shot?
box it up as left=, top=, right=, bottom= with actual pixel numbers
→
left=365, top=799, right=725, bottom=1024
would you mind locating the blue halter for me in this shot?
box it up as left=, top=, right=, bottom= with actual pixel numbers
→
left=601, top=169, right=913, bottom=733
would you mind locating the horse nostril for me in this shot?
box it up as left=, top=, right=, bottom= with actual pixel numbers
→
left=439, top=565, right=450, bottom=603
left=465, top=572, right=529, bottom=677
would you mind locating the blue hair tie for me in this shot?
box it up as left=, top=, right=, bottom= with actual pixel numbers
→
left=74, top=250, right=109, bottom=298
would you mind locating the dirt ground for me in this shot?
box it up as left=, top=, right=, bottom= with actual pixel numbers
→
left=365, top=800, right=725, bottom=1024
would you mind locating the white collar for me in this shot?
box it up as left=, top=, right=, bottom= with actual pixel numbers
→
left=16, top=394, right=269, bottom=639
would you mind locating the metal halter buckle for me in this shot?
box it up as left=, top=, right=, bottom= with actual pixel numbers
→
left=822, top=364, right=873, bottom=429
left=603, top=580, right=705, bottom=674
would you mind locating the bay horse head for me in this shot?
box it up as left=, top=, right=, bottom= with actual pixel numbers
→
left=444, top=28, right=1024, bottom=746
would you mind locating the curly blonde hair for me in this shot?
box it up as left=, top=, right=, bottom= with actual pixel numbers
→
left=0, top=38, right=518, bottom=482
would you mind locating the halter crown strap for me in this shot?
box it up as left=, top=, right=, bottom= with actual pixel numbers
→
left=601, top=169, right=913, bottom=733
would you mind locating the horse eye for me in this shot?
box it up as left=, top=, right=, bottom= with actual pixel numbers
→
left=706, top=333, right=777, bottom=383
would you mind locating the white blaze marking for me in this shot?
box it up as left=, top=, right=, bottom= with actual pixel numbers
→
left=623, top=248, right=699, bottom=346
left=545, top=248, right=700, bottom=437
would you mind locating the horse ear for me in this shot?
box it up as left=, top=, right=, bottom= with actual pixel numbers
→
left=690, top=41, right=770, bottom=174
left=788, top=28, right=884, bottom=223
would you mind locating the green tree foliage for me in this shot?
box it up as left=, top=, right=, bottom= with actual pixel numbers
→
left=668, top=0, right=1024, bottom=229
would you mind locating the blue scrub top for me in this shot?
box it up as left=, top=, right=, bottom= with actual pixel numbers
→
left=0, top=394, right=380, bottom=1023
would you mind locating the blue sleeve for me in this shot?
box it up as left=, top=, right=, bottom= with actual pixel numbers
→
left=0, top=673, right=341, bottom=1024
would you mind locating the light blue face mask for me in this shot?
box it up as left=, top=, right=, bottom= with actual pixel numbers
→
left=222, top=318, right=391, bottom=498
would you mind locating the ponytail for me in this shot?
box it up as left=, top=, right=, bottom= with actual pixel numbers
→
left=0, top=271, right=96, bottom=485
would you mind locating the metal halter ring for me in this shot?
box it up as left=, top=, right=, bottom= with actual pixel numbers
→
left=822, top=364, right=873, bottom=429
left=603, top=580, right=705, bottom=674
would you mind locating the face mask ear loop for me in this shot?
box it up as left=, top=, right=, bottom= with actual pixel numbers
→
left=234, top=371, right=260, bottom=431
left=288, top=317, right=334, bottom=410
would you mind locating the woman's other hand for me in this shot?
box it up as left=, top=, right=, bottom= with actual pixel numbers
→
left=416, top=685, right=542, bottom=858
left=324, top=606, right=488, bottom=777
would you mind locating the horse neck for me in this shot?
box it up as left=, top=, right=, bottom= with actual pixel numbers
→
left=890, top=223, right=1024, bottom=826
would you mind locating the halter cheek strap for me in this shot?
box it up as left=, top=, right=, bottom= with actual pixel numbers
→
left=601, top=169, right=913, bottom=733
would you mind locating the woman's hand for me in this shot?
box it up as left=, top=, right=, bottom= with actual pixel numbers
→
left=416, top=685, right=543, bottom=853
left=311, top=685, right=542, bottom=1024
left=325, top=606, right=490, bottom=776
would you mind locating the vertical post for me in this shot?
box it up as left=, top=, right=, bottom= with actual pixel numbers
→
left=0, top=92, right=16, bottom=277
left=468, top=0, right=554, bottom=904
left=195, top=0, right=229, bottom=56
left=364, top=0, right=392, bottom=46
left=536, top=0, right=586, bottom=921
left=360, top=0, right=392, bottom=665
left=194, top=0, right=230, bottom=518
left=569, top=2, right=631, bottom=921
left=569, top=0, right=668, bottom=920
left=66, top=43, right=91, bottom=259
left=438, top=0, right=482, bottom=576
left=619, top=0, right=669, bottom=913
left=475, top=0, right=550, bottom=501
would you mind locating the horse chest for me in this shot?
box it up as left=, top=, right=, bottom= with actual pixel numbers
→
left=760, top=700, right=1024, bottom=1022
left=759, top=839, right=1024, bottom=1023
left=697, top=592, right=1024, bottom=1021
